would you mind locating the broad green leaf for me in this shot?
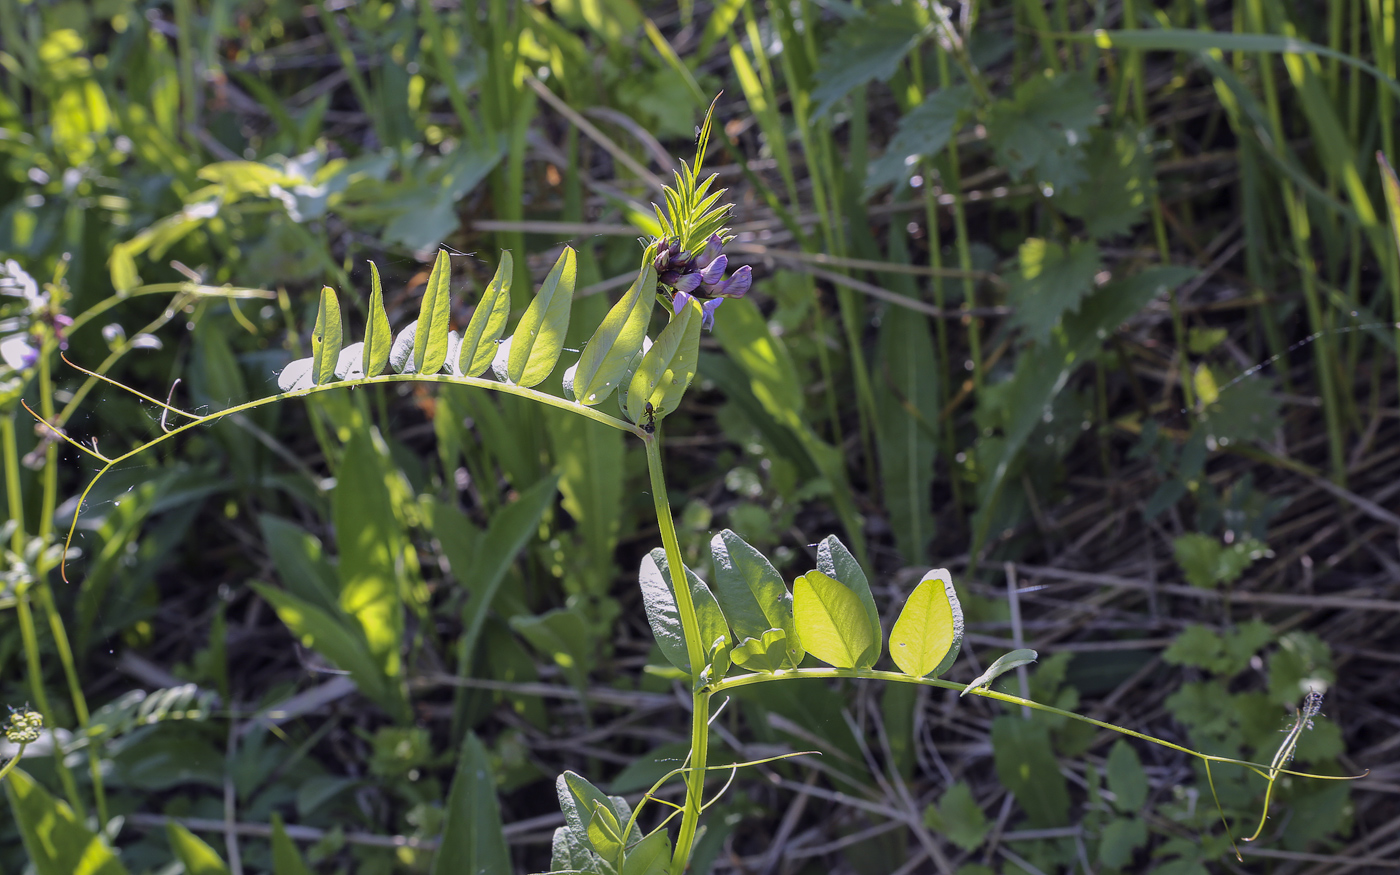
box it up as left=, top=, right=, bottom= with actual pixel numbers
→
left=710, top=529, right=802, bottom=667
left=167, top=821, right=230, bottom=875
left=414, top=249, right=453, bottom=375
left=638, top=548, right=730, bottom=676
left=508, top=247, right=576, bottom=386
left=197, top=160, right=295, bottom=196
left=252, top=583, right=405, bottom=720
left=572, top=261, right=657, bottom=405
left=889, top=569, right=963, bottom=678
left=3, top=769, right=130, bottom=875
left=625, top=298, right=702, bottom=426
left=430, top=732, right=512, bottom=875
left=270, top=813, right=312, bottom=875
left=1006, top=239, right=1102, bottom=345
left=922, top=781, right=990, bottom=852
left=458, top=251, right=513, bottom=377
left=961, top=649, right=1039, bottom=697
left=334, top=430, right=405, bottom=684
left=866, top=85, right=973, bottom=193
left=991, top=716, right=1071, bottom=827
left=1106, top=740, right=1148, bottom=813
left=587, top=803, right=625, bottom=868
left=985, top=71, right=1101, bottom=194
left=810, top=3, right=927, bottom=120
left=816, top=536, right=882, bottom=667
left=793, top=570, right=878, bottom=670
left=312, top=285, right=342, bottom=385
left=363, top=262, right=391, bottom=377
left=621, top=829, right=672, bottom=875
left=555, top=771, right=637, bottom=874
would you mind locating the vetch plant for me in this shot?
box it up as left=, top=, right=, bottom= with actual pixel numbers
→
left=23, top=100, right=1361, bottom=874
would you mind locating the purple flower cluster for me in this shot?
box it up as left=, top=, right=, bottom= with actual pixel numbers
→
left=653, top=234, right=752, bottom=329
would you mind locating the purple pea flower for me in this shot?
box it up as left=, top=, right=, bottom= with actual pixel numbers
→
left=653, top=234, right=752, bottom=329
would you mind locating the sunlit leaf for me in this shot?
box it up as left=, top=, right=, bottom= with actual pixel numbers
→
left=390, top=321, right=417, bottom=373
left=625, top=298, right=701, bottom=426
left=414, top=249, right=453, bottom=375
left=572, top=261, right=657, bottom=406
left=458, top=251, right=513, bottom=377
left=816, top=536, right=882, bottom=667
left=586, top=803, right=625, bottom=869
left=889, top=569, right=963, bottom=678
left=277, top=357, right=315, bottom=392
left=3, top=769, right=130, bottom=875
left=621, top=828, right=671, bottom=875
left=312, top=285, right=342, bottom=385
left=793, top=570, right=878, bottom=670
left=508, top=247, right=576, bottom=387
left=363, top=262, right=391, bottom=377
left=167, top=821, right=230, bottom=875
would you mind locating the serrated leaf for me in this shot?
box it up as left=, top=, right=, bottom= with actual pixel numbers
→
left=889, top=569, right=963, bottom=678
left=1106, top=740, right=1148, bottom=813
left=961, top=649, right=1038, bottom=697
left=985, top=71, right=1102, bottom=194
left=710, top=529, right=803, bottom=668
left=810, top=4, right=926, bottom=120
left=508, top=247, right=576, bottom=386
left=458, top=251, right=513, bottom=377
left=1057, top=127, right=1154, bottom=237
left=1198, top=375, right=1281, bottom=445
left=815, top=536, right=881, bottom=667
left=793, top=570, right=879, bottom=670
left=363, top=262, right=391, bottom=377
left=572, top=262, right=657, bottom=406
left=312, top=285, right=342, bottom=385
left=867, top=85, right=973, bottom=193
left=626, top=300, right=702, bottom=427
left=1006, top=238, right=1102, bottom=344
left=638, top=548, right=729, bottom=676
left=414, top=249, right=453, bottom=375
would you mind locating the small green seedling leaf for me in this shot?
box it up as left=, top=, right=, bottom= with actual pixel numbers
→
left=458, top=251, right=513, bottom=377
left=625, top=298, right=702, bottom=425
left=363, top=262, right=391, bottom=377
left=572, top=260, right=657, bottom=405
left=414, top=249, right=453, bottom=375
left=889, top=568, right=963, bottom=678
left=793, top=569, right=879, bottom=670
left=961, top=649, right=1039, bottom=697
left=508, top=247, right=576, bottom=386
left=730, top=627, right=791, bottom=672
left=312, top=285, right=342, bottom=385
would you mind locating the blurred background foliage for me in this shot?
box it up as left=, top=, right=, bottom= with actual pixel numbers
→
left=1, top=0, right=1398, bottom=872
